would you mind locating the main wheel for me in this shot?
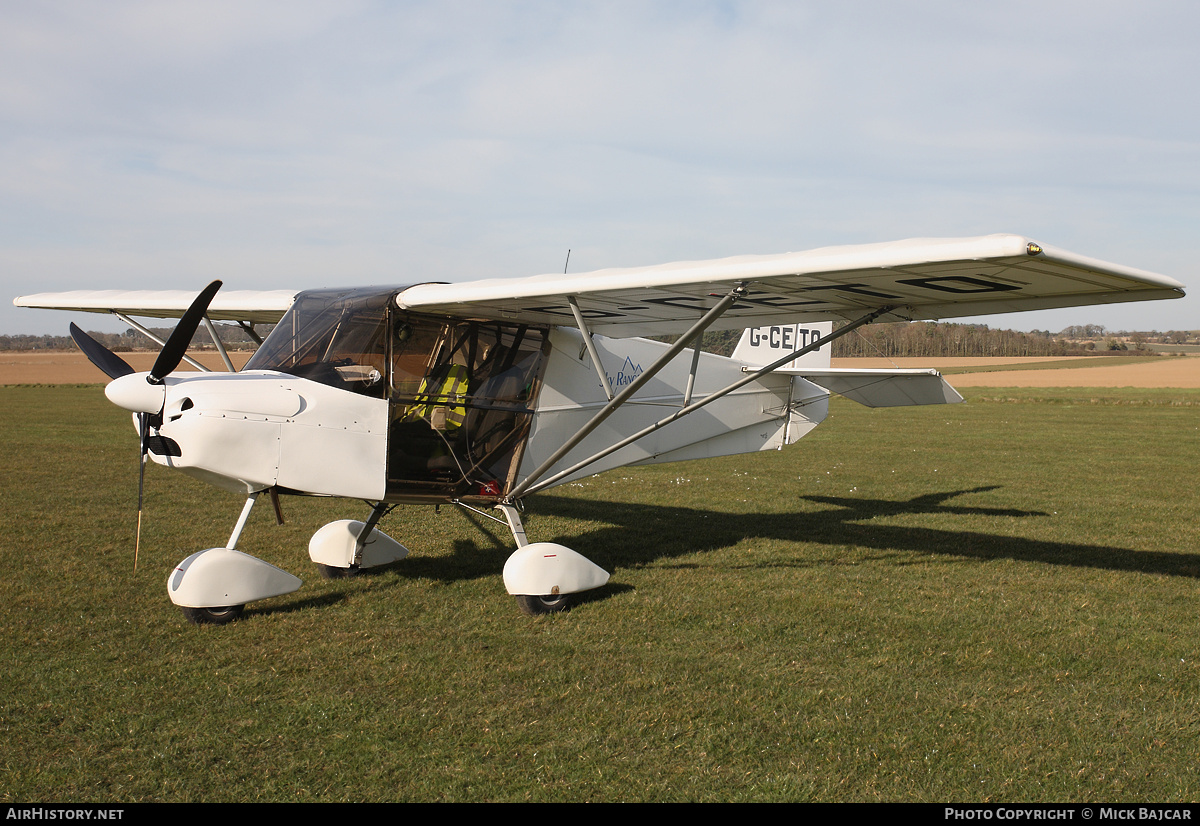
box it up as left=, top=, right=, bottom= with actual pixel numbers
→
left=515, top=593, right=572, bottom=616
left=181, top=605, right=245, bottom=625
left=315, top=563, right=360, bottom=579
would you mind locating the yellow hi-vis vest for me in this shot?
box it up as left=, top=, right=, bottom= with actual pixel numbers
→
left=412, top=364, right=468, bottom=431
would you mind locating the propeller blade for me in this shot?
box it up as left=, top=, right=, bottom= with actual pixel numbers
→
left=69, top=323, right=135, bottom=380
left=149, top=280, right=222, bottom=383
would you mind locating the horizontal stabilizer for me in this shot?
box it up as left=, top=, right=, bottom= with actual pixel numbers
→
left=787, top=368, right=963, bottom=407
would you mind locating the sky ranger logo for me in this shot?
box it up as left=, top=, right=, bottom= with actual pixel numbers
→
left=605, top=356, right=643, bottom=389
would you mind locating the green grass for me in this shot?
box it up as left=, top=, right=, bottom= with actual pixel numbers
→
left=2, top=384, right=1199, bottom=801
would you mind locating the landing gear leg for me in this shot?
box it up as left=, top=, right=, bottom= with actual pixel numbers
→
left=227, top=491, right=260, bottom=549
left=496, top=502, right=528, bottom=548
left=354, top=502, right=394, bottom=562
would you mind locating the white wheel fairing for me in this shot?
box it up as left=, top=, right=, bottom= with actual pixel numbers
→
left=308, top=519, right=409, bottom=570
left=167, top=547, right=302, bottom=608
left=502, top=542, right=609, bottom=597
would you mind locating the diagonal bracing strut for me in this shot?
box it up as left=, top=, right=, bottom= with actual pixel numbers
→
left=510, top=305, right=895, bottom=499
left=506, top=283, right=751, bottom=500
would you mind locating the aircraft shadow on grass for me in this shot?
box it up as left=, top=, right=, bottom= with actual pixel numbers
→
left=338, top=485, right=1200, bottom=611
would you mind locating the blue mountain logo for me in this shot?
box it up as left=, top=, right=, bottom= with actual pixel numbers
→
left=605, top=356, right=643, bottom=389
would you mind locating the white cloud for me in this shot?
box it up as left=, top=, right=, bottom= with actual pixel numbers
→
left=3, top=0, right=1198, bottom=334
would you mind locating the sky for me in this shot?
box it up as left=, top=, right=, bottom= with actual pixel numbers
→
left=2, top=0, right=1197, bottom=336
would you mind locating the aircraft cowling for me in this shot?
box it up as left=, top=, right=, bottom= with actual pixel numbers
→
left=146, top=370, right=388, bottom=499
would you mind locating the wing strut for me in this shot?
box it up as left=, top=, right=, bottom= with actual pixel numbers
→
left=201, top=316, right=236, bottom=372
left=237, top=321, right=264, bottom=345
left=113, top=312, right=211, bottom=373
left=507, top=283, right=750, bottom=500
left=568, top=296, right=614, bottom=401
left=510, top=305, right=894, bottom=498
left=683, top=340, right=703, bottom=406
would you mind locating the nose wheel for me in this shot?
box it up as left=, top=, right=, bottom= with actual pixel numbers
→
left=315, top=563, right=361, bottom=579
left=181, top=605, right=245, bottom=625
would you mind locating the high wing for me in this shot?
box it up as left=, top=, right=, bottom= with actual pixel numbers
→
left=14, top=235, right=1184, bottom=337
left=13, top=289, right=298, bottom=324
left=395, top=234, right=1185, bottom=338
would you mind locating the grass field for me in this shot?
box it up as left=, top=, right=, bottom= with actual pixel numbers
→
left=2, top=379, right=1199, bottom=802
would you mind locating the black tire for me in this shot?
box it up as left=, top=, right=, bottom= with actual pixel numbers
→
left=315, top=563, right=360, bottom=579
left=515, top=593, right=572, bottom=616
left=181, top=605, right=244, bottom=625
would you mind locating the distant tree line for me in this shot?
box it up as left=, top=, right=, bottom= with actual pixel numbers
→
left=832, top=322, right=1199, bottom=357
left=0, top=323, right=268, bottom=352
left=670, top=324, right=1087, bottom=359
left=672, top=321, right=1195, bottom=359
left=831, top=322, right=1089, bottom=358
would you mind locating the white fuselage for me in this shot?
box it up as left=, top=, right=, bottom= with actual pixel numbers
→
left=519, top=328, right=828, bottom=487
left=109, top=328, right=826, bottom=502
left=113, top=370, right=388, bottom=499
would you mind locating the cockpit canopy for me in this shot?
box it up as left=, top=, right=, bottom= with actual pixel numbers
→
left=246, top=286, right=551, bottom=500
left=245, top=287, right=398, bottom=396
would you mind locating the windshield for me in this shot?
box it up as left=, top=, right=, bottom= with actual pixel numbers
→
left=245, top=287, right=399, bottom=397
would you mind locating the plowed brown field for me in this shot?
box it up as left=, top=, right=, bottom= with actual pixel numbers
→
left=830, top=355, right=1200, bottom=388
left=4, top=350, right=1199, bottom=388
left=0, top=350, right=253, bottom=384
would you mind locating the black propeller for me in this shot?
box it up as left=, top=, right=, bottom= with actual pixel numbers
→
left=68, top=279, right=224, bottom=387
left=69, top=324, right=136, bottom=380
left=150, top=280, right=223, bottom=383
left=143, top=280, right=224, bottom=566
left=67, top=281, right=224, bottom=569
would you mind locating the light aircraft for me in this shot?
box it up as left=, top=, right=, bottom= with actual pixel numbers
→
left=14, top=234, right=1185, bottom=623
